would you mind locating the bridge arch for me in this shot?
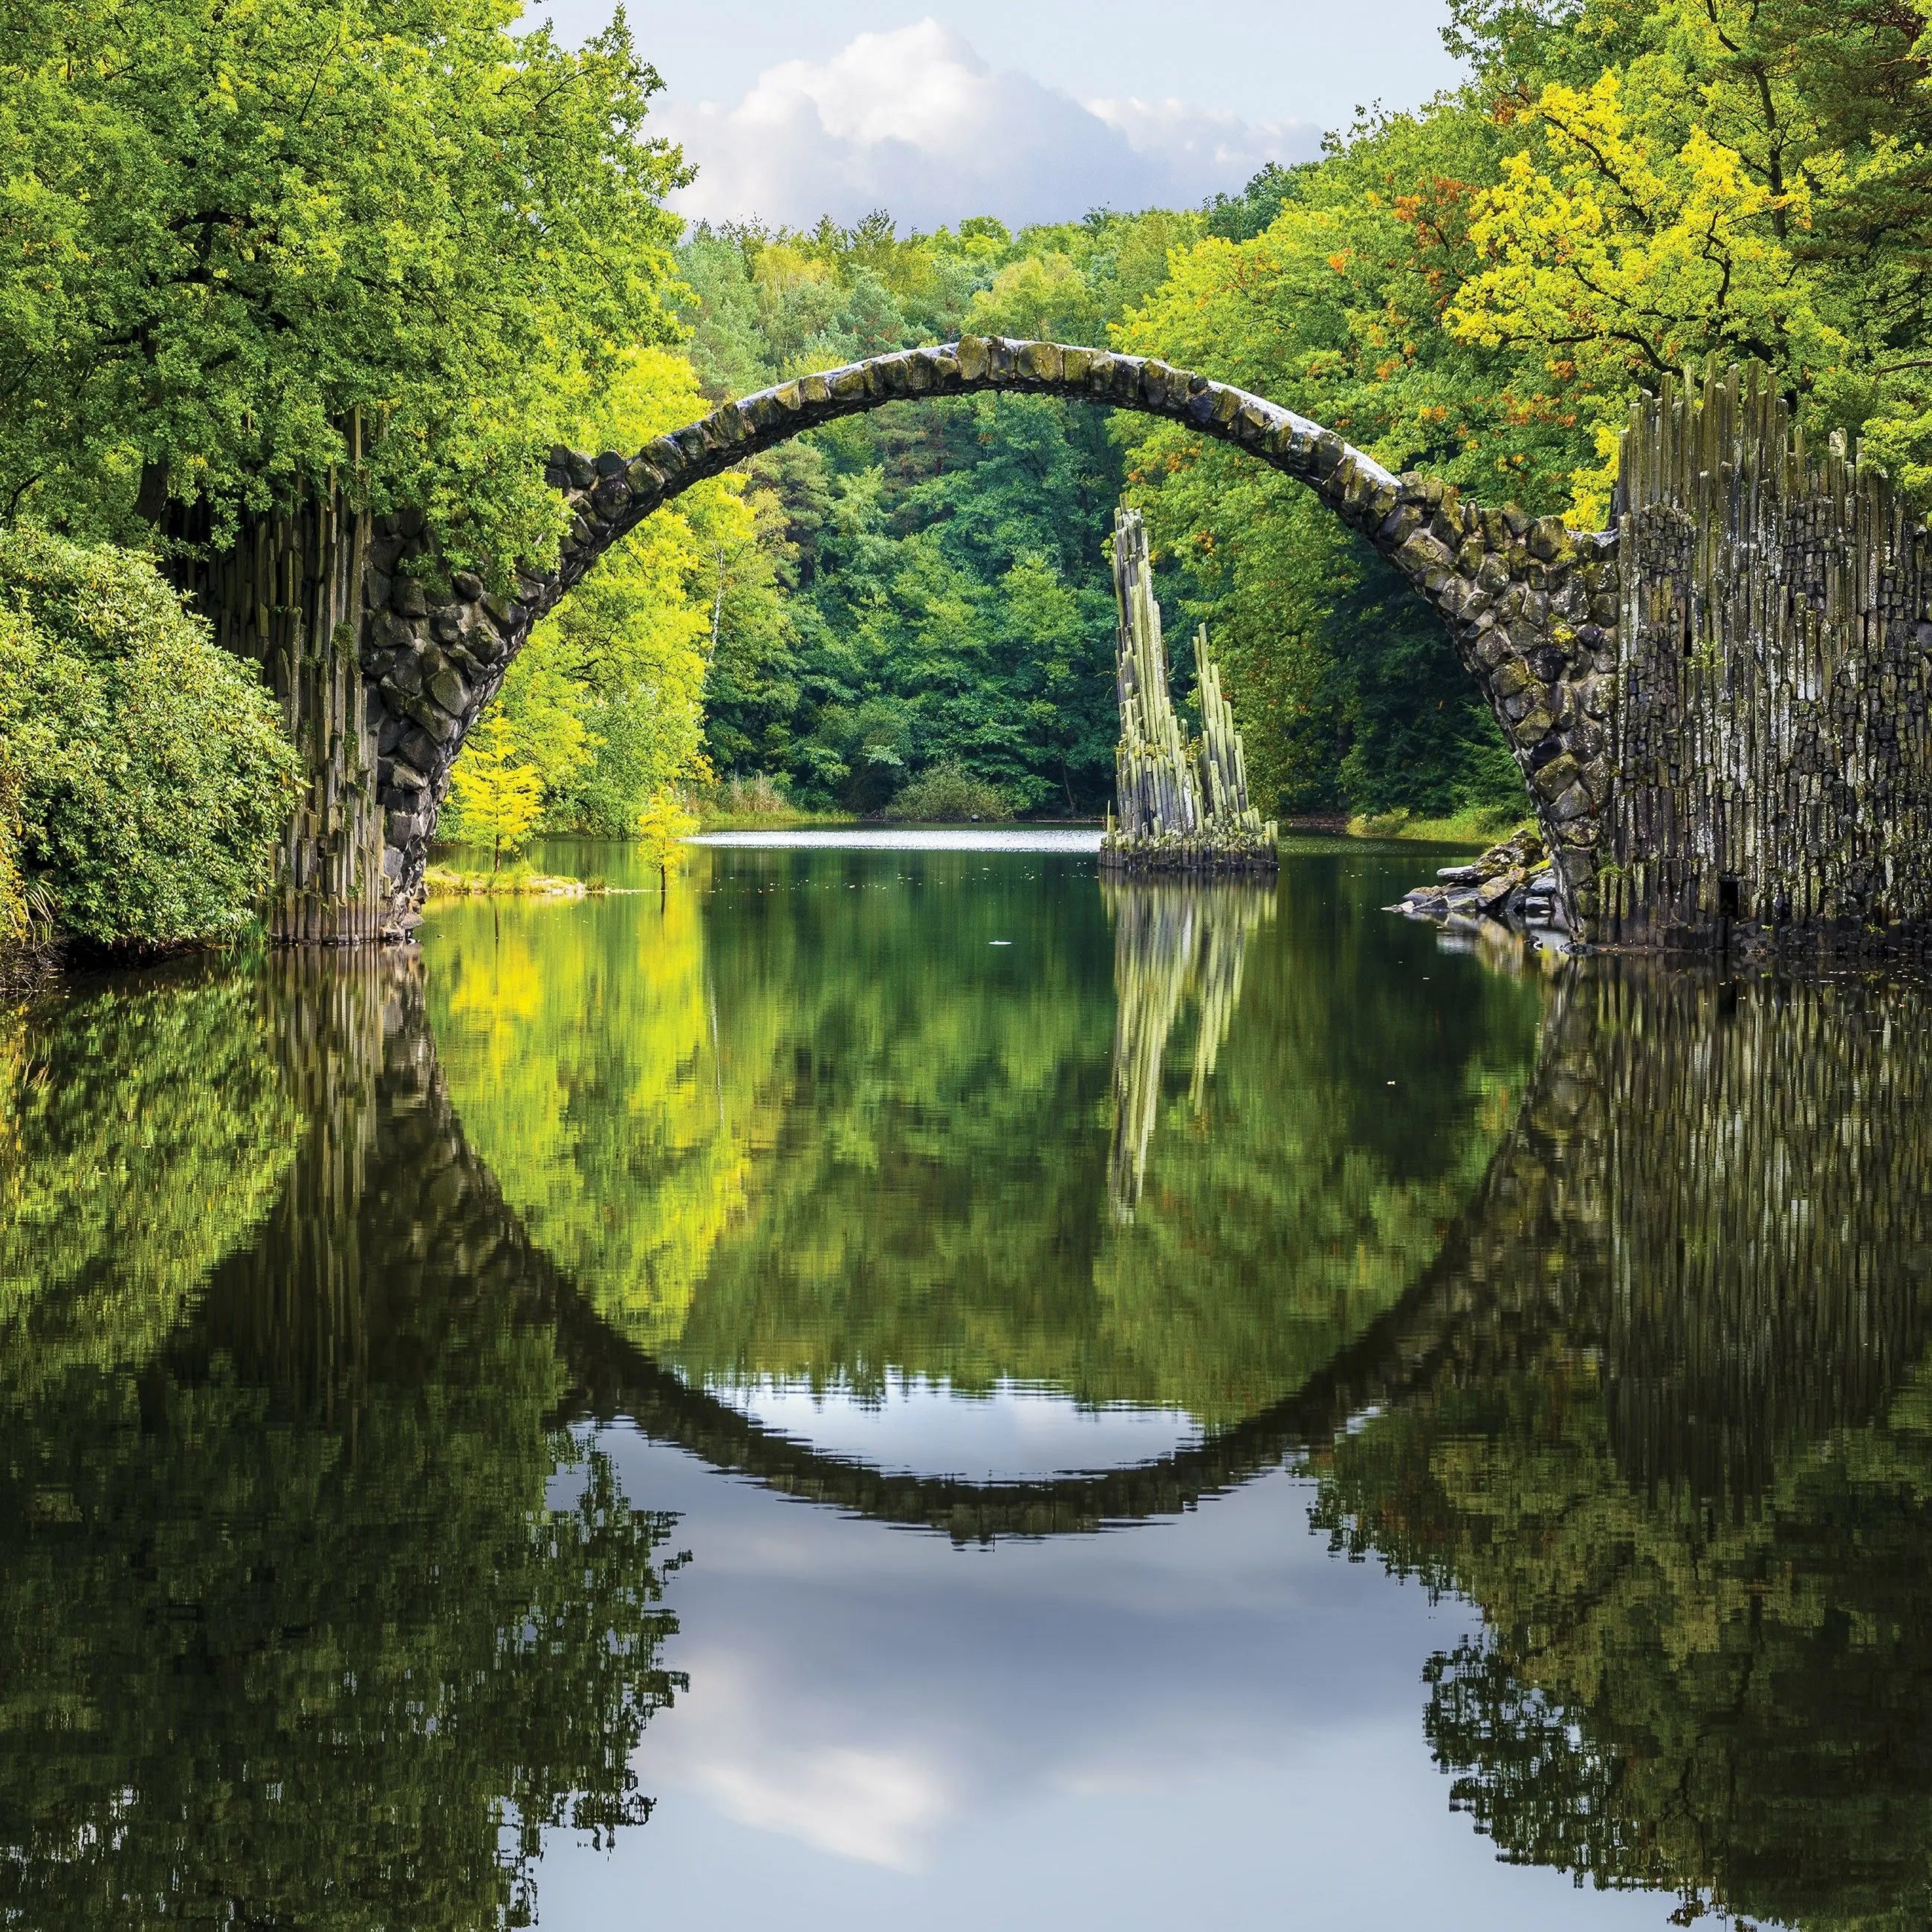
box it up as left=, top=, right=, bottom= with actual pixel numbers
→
left=360, top=337, right=1619, bottom=933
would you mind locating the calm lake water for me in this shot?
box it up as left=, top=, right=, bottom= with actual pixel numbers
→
left=7, top=833, right=1931, bottom=1929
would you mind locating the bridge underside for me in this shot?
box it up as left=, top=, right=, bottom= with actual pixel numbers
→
left=201, top=343, right=1932, bottom=953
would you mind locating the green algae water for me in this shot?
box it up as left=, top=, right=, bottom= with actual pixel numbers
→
left=5, top=834, right=1931, bottom=1929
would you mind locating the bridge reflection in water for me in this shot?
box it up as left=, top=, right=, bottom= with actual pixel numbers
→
left=4, top=939, right=1932, bottom=1926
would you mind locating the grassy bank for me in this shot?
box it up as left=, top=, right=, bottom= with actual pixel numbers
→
left=1343, top=805, right=1531, bottom=846
left=425, top=863, right=591, bottom=899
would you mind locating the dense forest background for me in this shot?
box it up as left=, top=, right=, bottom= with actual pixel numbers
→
left=10, top=0, right=1932, bottom=931
left=476, top=0, right=1932, bottom=831
left=574, top=190, right=1534, bottom=826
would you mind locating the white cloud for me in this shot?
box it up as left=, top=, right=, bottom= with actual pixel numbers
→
left=659, top=20, right=1318, bottom=231
left=698, top=1743, right=951, bottom=1869
left=1086, top=96, right=1313, bottom=204
left=659, top=1656, right=953, bottom=1870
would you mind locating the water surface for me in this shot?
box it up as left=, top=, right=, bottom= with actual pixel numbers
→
left=6, top=836, right=1929, bottom=1928
left=686, top=827, right=1103, bottom=852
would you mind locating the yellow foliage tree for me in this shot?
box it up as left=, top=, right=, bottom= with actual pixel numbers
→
left=445, top=345, right=761, bottom=843
left=448, top=710, right=544, bottom=872
left=635, top=789, right=698, bottom=901
left=1445, top=2, right=1852, bottom=520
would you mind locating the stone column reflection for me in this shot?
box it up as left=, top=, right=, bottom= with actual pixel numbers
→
left=1315, top=958, right=1932, bottom=1925
left=1103, top=874, right=1275, bottom=1219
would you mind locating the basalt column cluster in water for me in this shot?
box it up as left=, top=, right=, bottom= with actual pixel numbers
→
left=1103, top=508, right=1277, bottom=872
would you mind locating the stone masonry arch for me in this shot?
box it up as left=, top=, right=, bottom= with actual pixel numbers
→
left=358, top=336, right=1618, bottom=938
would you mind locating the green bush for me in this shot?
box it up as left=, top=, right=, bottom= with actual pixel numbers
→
left=0, top=528, right=300, bottom=946
left=885, top=759, right=1016, bottom=823
left=0, top=733, right=25, bottom=948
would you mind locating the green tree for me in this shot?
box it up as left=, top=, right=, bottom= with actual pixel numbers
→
left=1444, top=0, right=1932, bottom=499
left=0, top=0, right=686, bottom=568
left=0, top=639, right=29, bottom=946
left=636, top=790, right=697, bottom=901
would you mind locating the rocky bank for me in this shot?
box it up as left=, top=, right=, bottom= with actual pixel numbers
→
left=1390, top=827, right=1572, bottom=946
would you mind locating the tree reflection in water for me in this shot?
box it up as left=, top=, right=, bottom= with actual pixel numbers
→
left=428, top=848, right=1538, bottom=1427
left=1313, top=965, right=1932, bottom=1931
left=0, top=965, right=302, bottom=1395
left=0, top=956, right=685, bottom=1931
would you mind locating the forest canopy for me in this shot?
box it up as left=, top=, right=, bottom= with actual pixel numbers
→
left=0, top=0, right=688, bottom=565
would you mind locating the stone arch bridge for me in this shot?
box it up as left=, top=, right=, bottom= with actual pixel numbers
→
left=208, top=340, right=1932, bottom=952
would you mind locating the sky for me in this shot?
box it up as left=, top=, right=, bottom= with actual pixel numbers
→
left=531, top=1424, right=1671, bottom=1929
left=523, top=1, right=1469, bottom=230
